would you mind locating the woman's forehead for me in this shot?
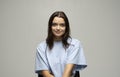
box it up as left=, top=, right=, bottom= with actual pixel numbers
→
left=52, top=17, right=65, bottom=23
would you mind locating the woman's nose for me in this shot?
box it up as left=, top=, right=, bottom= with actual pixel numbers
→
left=56, top=25, right=60, bottom=29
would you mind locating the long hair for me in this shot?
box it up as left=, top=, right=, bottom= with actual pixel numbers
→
left=46, top=11, right=71, bottom=50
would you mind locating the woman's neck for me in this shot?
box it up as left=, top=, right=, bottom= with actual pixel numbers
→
left=54, top=37, right=62, bottom=41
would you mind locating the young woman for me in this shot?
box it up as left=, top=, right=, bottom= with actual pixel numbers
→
left=35, top=11, right=87, bottom=77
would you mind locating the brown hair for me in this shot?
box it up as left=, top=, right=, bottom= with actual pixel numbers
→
left=46, top=11, right=71, bottom=50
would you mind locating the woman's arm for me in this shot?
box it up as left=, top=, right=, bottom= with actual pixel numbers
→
left=41, top=70, right=54, bottom=77
left=62, top=64, right=75, bottom=77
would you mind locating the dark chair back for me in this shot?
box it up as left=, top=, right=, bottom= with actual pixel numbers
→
left=38, top=71, right=80, bottom=77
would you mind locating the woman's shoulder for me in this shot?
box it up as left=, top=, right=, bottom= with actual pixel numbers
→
left=68, top=38, right=82, bottom=47
left=68, top=38, right=80, bottom=44
left=37, top=40, right=47, bottom=49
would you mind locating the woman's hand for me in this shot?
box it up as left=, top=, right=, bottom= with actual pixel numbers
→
left=41, top=70, right=54, bottom=77
left=62, top=64, right=75, bottom=77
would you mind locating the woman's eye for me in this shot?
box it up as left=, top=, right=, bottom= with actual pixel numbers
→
left=60, top=23, right=65, bottom=27
left=52, top=23, right=65, bottom=27
left=52, top=23, right=57, bottom=26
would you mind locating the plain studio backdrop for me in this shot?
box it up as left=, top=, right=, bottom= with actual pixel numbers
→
left=0, top=0, right=120, bottom=77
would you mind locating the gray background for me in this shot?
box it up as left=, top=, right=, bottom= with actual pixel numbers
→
left=0, top=0, right=120, bottom=77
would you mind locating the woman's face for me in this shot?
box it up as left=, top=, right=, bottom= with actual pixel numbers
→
left=52, top=17, right=66, bottom=40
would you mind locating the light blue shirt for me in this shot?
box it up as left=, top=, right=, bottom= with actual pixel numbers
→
left=35, top=38, right=87, bottom=77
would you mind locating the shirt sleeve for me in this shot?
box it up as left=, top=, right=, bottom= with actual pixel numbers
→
left=66, top=41, right=87, bottom=71
left=35, top=45, right=50, bottom=74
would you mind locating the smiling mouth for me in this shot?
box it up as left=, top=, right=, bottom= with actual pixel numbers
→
left=55, top=31, right=62, bottom=34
